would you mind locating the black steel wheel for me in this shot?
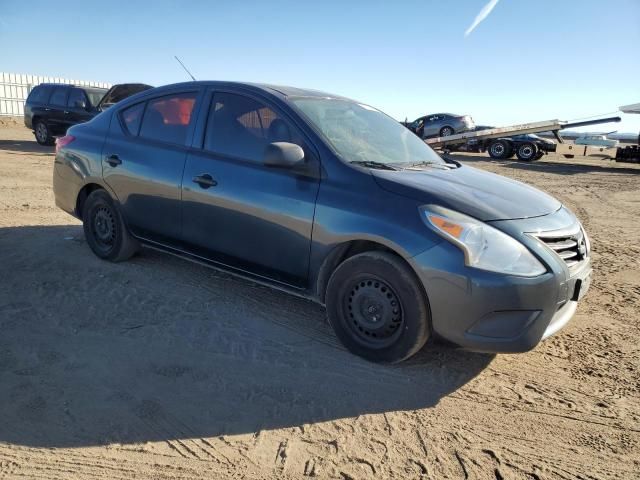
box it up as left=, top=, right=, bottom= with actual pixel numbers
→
left=326, top=251, right=430, bottom=363
left=516, top=142, right=538, bottom=161
left=82, top=189, right=139, bottom=262
left=440, top=126, right=454, bottom=137
left=343, top=276, right=404, bottom=348
left=34, top=121, right=54, bottom=146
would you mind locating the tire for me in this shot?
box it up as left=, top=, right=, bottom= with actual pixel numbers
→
left=82, top=189, right=139, bottom=262
left=516, top=142, right=538, bottom=161
left=488, top=140, right=512, bottom=159
left=325, top=251, right=431, bottom=363
left=34, top=120, right=54, bottom=146
left=439, top=126, right=454, bottom=137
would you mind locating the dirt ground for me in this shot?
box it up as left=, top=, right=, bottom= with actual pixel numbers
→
left=0, top=118, right=639, bottom=479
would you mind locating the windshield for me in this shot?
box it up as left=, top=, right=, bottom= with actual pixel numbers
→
left=85, top=88, right=107, bottom=107
left=290, top=97, right=445, bottom=166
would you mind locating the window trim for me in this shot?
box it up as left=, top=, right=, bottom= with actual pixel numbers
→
left=197, top=88, right=319, bottom=168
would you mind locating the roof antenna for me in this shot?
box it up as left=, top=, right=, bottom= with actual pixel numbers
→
left=174, top=55, right=196, bottom=81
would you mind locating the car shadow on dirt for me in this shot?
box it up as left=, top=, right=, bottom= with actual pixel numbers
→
left=0, top=139, right=53, bottom=155
left=0, top=225, right=494, bottom=448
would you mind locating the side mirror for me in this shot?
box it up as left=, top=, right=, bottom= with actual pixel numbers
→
left=74, top=100, right=87, bottom=110
left=264, top=142, right=305, bottom=169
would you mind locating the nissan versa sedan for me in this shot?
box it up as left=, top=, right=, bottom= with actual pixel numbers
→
left=53, top=81, right=592, bottom=363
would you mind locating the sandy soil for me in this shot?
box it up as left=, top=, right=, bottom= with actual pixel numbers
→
left=0, top=120, right=638, bottom=479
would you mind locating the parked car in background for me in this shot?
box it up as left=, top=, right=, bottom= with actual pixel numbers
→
left=24, top=83, right=152, bottom=145
left=405, top=113, right=475, bottom=139
left=53, top=81, right=591, bottom=363
left=575, top=134, right=619, bottom=148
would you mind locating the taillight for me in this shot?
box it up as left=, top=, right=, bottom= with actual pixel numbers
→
left=55, top=135, right=76, bottom=153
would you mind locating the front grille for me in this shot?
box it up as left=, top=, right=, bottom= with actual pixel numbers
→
left=536, top=229, right=588, bottom=269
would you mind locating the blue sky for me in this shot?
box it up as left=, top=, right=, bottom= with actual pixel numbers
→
left=1, top=0, right=639, bottom=132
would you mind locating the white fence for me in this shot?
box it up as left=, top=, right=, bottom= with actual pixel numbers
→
left=0, top=72, right=111, bottom=116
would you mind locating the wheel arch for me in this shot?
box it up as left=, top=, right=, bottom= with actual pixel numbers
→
left=315, top=239, right=420, bottom=304
left=75, top=183, right=106, bottom=217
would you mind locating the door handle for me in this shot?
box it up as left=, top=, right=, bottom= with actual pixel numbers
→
left=64, top=111, right=70, bottom=114
left=192, top=173, right=217, bottom=188
left=106, top=154, right=122, bottom=167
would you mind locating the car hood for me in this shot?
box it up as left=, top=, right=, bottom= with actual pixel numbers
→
left=372, top=165, right=561, bottom=221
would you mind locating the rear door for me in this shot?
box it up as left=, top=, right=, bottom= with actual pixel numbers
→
left=102, top=88, right=202, bottom=242
left=46, top=86, right=69, bottom=135
left=180, top=88, right=320, bottom=286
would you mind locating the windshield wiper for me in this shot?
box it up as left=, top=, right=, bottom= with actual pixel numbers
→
left=349, top=160, right=399, bottom=171
left=403, top=161, right=448, bottom=169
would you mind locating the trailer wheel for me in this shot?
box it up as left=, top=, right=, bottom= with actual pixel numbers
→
left=516, top=142, right=538, bottom=161
left=488, top=140, right=512, bottom=159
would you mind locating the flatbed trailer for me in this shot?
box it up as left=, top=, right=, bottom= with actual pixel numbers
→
left=425, top=116, right=623, bottom=160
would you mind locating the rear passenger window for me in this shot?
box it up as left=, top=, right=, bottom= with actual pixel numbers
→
left=204, top=92, right=302, bottom=162
left=120, top=102, right=145, bottom=136
left=139, top=92, right=197, bottom=145
left=49, top=88, right=67, bottom=106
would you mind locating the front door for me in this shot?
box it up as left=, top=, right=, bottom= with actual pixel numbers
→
left=181, top=89, right=320, bottom=286
left=65, top=88, right=94, bottom=129
left=102, top=90, right=200, bottom=241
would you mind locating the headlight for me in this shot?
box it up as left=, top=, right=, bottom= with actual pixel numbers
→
left=421, top=206, right=546, bottom=277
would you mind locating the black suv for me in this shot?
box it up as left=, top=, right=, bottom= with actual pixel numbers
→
left=24, top=83, right=152, bottom=145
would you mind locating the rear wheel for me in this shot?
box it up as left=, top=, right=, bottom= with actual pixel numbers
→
left=516, top=142, right=538, bottom=161
left=326, top=251, right=430, bottom=363
left=440, top=126, right=454, bottom=137
left=34, top=121, right=54, bottom=146
left=82, top=189, right=139, bottom=262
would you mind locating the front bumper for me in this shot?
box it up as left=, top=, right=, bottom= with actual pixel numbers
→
left=408, top=221, right=591, bottom=353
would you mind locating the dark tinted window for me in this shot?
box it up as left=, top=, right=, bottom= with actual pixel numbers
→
left=120, top=102, right=145, bottom=135
left=204, top=92, right=302, bottom=162
left=67, top=89, right=88, bottom=108
left=49, top=87, right=68, bottom=106
left=139, top=92, right=197, bottom=145
left=27, top=86, right=48, bottom=103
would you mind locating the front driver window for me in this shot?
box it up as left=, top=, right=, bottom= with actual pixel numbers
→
left=204, top=92, right=302, bottom=163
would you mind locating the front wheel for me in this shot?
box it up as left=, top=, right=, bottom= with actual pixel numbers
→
left=488, top=140, right=512, bottom=159
left=326, top=251, right=431, bottom=363
left=82, top=189, right=139, bottom=262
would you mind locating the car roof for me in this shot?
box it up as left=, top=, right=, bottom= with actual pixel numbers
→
left=36, top=83, right=107, bottom=90
left=143, top=81, right=348, bottom=100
